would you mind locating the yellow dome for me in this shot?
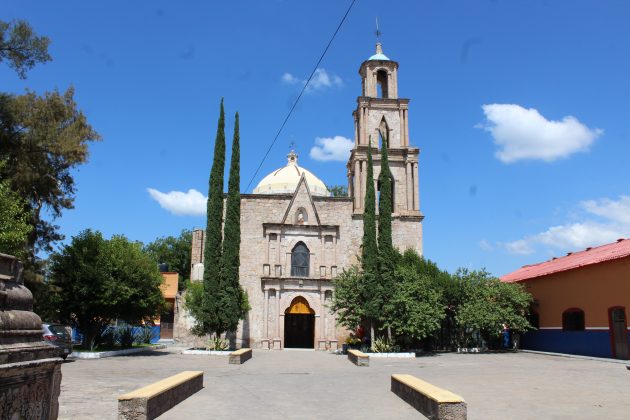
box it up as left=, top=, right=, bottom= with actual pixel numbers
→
left=253, top=151, right=329, bottom=196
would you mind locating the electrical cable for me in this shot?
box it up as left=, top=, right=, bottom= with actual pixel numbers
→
left=245, top=0, right=358, bottom=192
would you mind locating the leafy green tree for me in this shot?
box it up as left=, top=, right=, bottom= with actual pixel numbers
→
left=0, top=19, right=51, bottom=78
left=384, top=265, right=444, bottom=342
left=144, top=229, right=192, bottom=290
left=330, top=266, right=364, bottom=330
left=327, top=185, right=347, bottom=197
left=0, top=88, right=101, bottom=260
left=219, top=112, right=249, bottom=333
left=0, top=170, right=31, bottom=259
left=455, top=269, right=533, bottom=347
left=49, top=230, right=165, bottom=349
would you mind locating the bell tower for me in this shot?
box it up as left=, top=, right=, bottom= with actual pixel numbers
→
left=346, top=43, right=423, bottom=252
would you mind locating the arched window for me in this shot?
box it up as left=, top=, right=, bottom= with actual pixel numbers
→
left=376, top=69, right=388, bottom=98
left=562, top=308, right=585, bottom=331
left=291, top=242, right=310, bottom=277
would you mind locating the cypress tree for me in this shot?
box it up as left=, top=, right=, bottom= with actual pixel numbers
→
left=360, top=139, right=379, bottom=344
left=361, top=140, right=378, bottom=274
left=219, top=112, right=249, bottom=333
left=377, top=129, right=395, bottom=340
left=201, top=98, right=226, bottom=335
left=377, top=131, right=394, bottom=262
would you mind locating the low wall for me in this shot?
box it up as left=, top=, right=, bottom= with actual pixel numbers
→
left=521, top=330, right=625, bottom=359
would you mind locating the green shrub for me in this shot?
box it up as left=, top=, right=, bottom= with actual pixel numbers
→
left=206, top=335, right=229, bottom=351
left=118, top=325, right=136, bottom=348
left=372, top=336, right=394, bottom=353
left=135, top=325, right=157, bottom=345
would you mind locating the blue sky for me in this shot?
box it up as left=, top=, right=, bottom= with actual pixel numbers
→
left=3, top=1, right=630, bottom=276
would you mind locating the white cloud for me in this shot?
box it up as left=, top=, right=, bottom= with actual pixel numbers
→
left=281, top=68, right=343, bottom=93
left=502, top=195, right=630, bottom=255
left=478, top=104, right=603, bottom=163
left=309, top=136, right=354, bottom=162
left=147, top=188, right=206, bottom=216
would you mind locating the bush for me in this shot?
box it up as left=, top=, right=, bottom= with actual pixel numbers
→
left=118, top=325, right=137, bottom=348
left=96, top=326, right=117, bottom=348
left=372, top=337, right=394, bottom=353
left=206, top=335, right=229, bottom=351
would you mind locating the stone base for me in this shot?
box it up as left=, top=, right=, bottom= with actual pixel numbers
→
left=260, top=339, right=270, bottom=350
left=229, top=348, right=252, bottom=364
left=391, top=374, right=467, bottom=420
left=0, top=358, right=62, bottom=419
left=318, top=340, right=327, bottom=350
left=328, top=340, right=338, bottom=351
left=118, top=371, right=203, bottom=420
left=272, top=339, right=282, bottom=350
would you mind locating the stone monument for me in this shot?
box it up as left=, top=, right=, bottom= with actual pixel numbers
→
left=0, top=253, right=62, bottom=419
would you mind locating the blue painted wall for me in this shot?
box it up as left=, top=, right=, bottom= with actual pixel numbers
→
left=521, top=329, right=613, bottom=358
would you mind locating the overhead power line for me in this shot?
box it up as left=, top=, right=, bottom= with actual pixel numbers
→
left=245, top=0, right=358, bottom=192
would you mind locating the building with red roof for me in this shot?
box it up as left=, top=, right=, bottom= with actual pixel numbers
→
left=501, top=238, right=630, bottom=359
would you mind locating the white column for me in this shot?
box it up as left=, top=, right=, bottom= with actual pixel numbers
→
left=276, top=234, right=281, bottom=264
left=354, top=160, right=361, bottom=209
left=404, top=109, right=410, bottom=146
left=320, top=291, right=326, bottom=339
left=363, top=108, right=369, bottom=147
left=275, top=291, right=281, bottom=338
left=406, top=162, right=412, bottom=211
left=360, top=160, right=367, bottom=210
left=358, top=107, right=364, bottom=145
left=399, top=109, right=404, bottom=147
left=413, top=162, right=419, bottom=210
left=263, top=289, right=269, bottom=338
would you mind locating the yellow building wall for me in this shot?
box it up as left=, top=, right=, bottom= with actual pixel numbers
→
left=520, top=257, right=630, bottom=328
left=160, top=272, right=178, bottom=299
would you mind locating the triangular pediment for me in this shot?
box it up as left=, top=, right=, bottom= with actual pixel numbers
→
left=281, top=174, right=321, bottom=226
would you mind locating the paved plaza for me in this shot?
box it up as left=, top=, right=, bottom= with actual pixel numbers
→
left=59, top=347, right=629, bottom=419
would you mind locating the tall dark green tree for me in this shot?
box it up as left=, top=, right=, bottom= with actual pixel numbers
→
left=377, top=128, right=396, bottom=340
left=219, top=112, right=249, bottom=333
left=377, top=131, right=394, bottom=263
left=200, top=99, right=226, bottom=335
left=361, top=141, right=378, bottom=274
left=359, top=140, right=380, bottom=343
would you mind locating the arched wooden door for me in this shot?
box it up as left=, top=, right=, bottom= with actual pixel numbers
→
left=284, top=297, right=315, bottom=348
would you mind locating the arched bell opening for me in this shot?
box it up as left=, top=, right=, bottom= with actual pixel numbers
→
left=284, top=296, right=315, bottom=348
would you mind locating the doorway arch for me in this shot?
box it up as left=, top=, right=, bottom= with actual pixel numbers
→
left=284, top=296, right=315, bottom=348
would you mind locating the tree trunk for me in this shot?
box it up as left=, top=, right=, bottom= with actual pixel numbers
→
left=370, top=321, right=375, bottom=349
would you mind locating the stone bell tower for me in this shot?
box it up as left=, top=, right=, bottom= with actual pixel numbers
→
left=347, top=43, right=423, bottom=253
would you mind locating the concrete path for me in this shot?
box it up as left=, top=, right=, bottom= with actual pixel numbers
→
left=59, top=347, right=630, bottom=419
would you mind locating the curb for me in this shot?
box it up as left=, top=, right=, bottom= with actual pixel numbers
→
left=520, top=349, right=629, bottom=364
left=70, top=345, right=166, bottom=359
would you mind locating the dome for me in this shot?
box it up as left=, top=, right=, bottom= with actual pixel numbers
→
left=253, top=151, right=330, bottom=197
left=368, top=42, right=390, bottom=61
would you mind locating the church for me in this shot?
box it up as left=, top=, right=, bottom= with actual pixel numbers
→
left=184, top=43, right=424, bottom=350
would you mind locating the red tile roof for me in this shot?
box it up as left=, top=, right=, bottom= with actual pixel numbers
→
left=501, top=238, right=630, bottom=283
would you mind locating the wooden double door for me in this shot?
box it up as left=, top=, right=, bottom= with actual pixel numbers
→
left=610, top=307, right=629, bottom=360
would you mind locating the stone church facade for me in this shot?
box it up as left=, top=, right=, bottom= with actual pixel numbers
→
left=185, top=43, right=424, bottom=350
